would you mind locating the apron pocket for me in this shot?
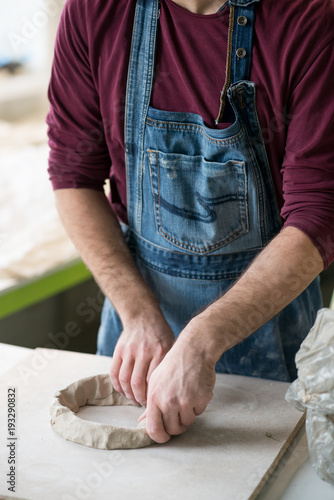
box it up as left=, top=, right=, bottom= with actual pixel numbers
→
left=147, top=149, right=248, bottom=254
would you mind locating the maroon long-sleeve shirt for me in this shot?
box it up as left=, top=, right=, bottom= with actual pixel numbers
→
left=47, top=0, right=334, bottom=267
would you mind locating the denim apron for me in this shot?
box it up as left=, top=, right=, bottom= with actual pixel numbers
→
left=97, top=0, right=322, bottom=381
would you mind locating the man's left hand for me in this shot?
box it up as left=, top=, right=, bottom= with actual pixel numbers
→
left=143, top=325, right=216, bottom=443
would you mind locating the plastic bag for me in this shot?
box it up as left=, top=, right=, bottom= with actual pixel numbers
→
left=285, top=308, right=334, bottom=484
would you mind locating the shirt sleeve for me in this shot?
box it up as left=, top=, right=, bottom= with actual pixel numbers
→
left=46, top=0, right=111, bottom=191
left=281, top=40, right=334, bottom=269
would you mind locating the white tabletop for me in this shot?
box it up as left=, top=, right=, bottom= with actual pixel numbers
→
left=258, top=427, right=334, bottom=500
left=0, top=343, right=31, bottom=376
left=0, top=343, right=333, bottom=500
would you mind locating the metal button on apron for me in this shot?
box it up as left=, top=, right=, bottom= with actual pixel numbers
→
left=236, top=47, right=247, bottom=58
left=237, top=15, right=248, bottom=25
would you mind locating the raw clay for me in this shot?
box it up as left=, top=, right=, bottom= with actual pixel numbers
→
left=50, top=373, right=155, bottom=449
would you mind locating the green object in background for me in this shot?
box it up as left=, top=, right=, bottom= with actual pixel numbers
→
left=0, top=260, right=92, bottom=320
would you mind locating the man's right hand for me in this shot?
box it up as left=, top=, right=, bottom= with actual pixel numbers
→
left=109, top=309, right=175, bottom=406
left=53, top=189, right=175, bottom=406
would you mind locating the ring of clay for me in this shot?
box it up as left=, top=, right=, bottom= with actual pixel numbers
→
left=50, top=373, right=155, bottom=450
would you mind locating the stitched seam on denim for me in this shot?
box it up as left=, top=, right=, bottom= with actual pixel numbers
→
left=241, top=158, right=249, bottom=231
left=148, top=151, right=160, bottom=232
left=158, top=160, right=246, bottom=251
left=251, top=90, right=267, bottom=240
left=216, top=4, right=235, bottom=123
left=145, top=117, right=244, bottom=144
left=136, top=255, right=240, bottom=280
left=229, top=0, right=260, bottom=6
left=233, top=90, right=268, bottom=244
left=237, top=88, right=244, bottom=108
left=130, top=227, right=263, bottom=257
left=159, top=223, right=247, bottom=253
left=137, top=2, right=160, bottom=234
left=149, top=154, right=248, bottom=253
left=251, top=90, right=281, bottom=233
left=232, top=160, right=244, bottom=232
left=157, top=151, right=163, bottom=240
left=249, top=152, right=265, bottom=243
left=124, top=2, right=139, bottom=228
left=232, top=85, right=266, bottom=243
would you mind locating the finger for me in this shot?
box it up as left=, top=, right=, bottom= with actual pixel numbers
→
left=179, top=407, right=196, bottom=427
left=131, top=357, right=150, bottom=406
left=146, top=402, right=170, bottom=444
left=162, top=409, right=187, bottom=436
left=146, top=357, right=162, bottom=384
left=138, top=409, right=147, bottom=423
left=118, top=357, right=137, bottom=404
left=109, top=356, right=124, bottom=396
left=194, top=401, right=209, bottom=416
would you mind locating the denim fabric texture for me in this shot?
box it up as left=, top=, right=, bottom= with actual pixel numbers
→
left=97, top=0, right=322, bottom=382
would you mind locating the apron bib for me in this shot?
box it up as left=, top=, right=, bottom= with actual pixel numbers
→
left=97, top=0, right=322, bottom=381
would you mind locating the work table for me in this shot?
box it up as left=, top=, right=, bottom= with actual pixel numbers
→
left=0, top=343, right=333, bottom=500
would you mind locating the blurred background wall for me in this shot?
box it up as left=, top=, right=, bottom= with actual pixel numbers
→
left=0, top=0, right=102, bottom=354
left=0, top=0, right=59, bottom=120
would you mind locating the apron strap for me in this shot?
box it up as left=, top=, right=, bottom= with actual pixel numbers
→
left=215, top=0, right=259, bottom=123
left=124, top=0, right=160, bottom=232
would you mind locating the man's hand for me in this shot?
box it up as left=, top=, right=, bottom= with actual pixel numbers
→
left=110, top=310, right=175, bottom=406
left=54, top=188, right=176, bottom=406
left=143, top=327, right=216, bottom=443
left=141, top=227, right=324, bottom=444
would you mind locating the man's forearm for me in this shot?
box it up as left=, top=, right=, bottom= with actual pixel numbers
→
left=54, top=188, right=160, bottom=323
left=180, top=226, right=324, bottom=363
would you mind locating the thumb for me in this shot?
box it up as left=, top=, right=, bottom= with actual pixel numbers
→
left=137, top=409, right=147, bottom=423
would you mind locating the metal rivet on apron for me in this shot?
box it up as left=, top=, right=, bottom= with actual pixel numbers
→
left=236, top=47, right=247, bottom=58
left=237, top=15, right=248, bottom=26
